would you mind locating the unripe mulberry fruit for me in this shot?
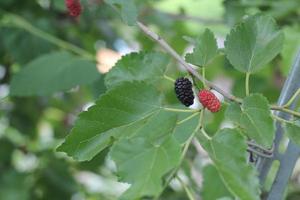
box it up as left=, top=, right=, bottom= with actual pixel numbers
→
left=198, top=90, right=221, bottom=112
left=174, top=77, right=194, bottom=107
left=65, top=0, right=82, bottom=17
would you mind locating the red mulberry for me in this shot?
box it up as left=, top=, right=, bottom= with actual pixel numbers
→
left=65, top=0, right=82, bottom=17
left=198, top=89, right=221, bottom=112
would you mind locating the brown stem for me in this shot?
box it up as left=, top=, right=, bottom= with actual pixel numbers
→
left=136, top=21, right=300, bottom=118
left=137, top=21, right=242, bottom=103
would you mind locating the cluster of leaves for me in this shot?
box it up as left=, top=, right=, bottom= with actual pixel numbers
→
left=53, top=13, right=295, bottom=200
left=0, top=0, right=125, bottom=199
left=1, top=0, right=300, bottom=200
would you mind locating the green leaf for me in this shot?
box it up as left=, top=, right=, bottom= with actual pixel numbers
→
left=281, top=26, right=300, bottom=75
left=225, top=103, right=242, bottom=122
left=223, top=0, right=246, bottom=27
left=0, top=170, right=32, bottom=200
left=58, top=81, right=183, bottom=199
left=174, top=112, right=199, bottom=144
left=185, top=28, right=218, bottom=67
left=130, top=110, right=178, bottom=142
left=201, top=165, right=232, bottom=200
left=57, top=82, right=163, bottom=161
left=224, top=14, right=284, bottom=73
left=104, top=0, right=138, bottom=26
left=225, top=94, right=275, bottom=148
left=0, top=27, right=54, bottom=64
left=199, top=128, right=260, bottom=200
left=36, top=155, right=79, bottom=200
left=105, top=51, right=170, bottom=88
left=110, top=134, right=180, bottom=200
left=10, top=51, right=99, bottom=96
left=285, top=121, right=300, bottom=146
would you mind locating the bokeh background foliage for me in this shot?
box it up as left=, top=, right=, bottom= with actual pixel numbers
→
left=0, top=0, right=300, bottom=199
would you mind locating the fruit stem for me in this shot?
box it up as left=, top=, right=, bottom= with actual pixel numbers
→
left=199, top=109, right=212, bottom=140
left=200, top=109, right=205, bottom=128
left=189, top=74, right=201, bottom=90
left=200, top=128, right=212, bottom=140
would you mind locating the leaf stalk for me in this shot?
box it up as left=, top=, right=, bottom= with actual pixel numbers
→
left=176, top=175, right=196, bottom=200
left=246, top=72, right=251, bottom=96
left=282, top=88, right=300, bottom=108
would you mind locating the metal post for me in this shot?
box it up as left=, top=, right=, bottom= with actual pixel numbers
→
left=257, top=49, right=300, bottom=200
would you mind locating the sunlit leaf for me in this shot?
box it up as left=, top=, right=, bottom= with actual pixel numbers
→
left=105, top=51, right=170, bottom=88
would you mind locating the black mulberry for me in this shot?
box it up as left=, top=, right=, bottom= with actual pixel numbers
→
left=174, top=77, right=194, bottom=107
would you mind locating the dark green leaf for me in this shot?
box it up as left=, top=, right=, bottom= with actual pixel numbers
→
left=110, top=132, right=180, bottom=199
left=57, top=82, right=162, bottom=161
left=226, top=94, right=275, bottom=148
left=0, top=28, right=54, bottom=64
left=104, top=0, right=138, bottom=25
left=0, top=170, right=32, bottom=200
left=199, top=128, right=260, bottom=200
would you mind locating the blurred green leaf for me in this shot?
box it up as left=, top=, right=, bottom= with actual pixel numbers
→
left=0, top=139, right=14, bottom=167
left=104, top=0, right=138, bottom=25
left=285, top=121, right=300, bottom=146
left=0, top=28, right=54, bottom=64
left=225, top=14, right=284, bottom=73
left=217, top=197, right=234, bottom=200
left=0, top=170, right=32, bottom=200
left=10, top=51, right=100, bottom=96
left=185, top=28, right=218, bottom=67
left=281, top=26, right=300, bottom=75
left=223, top=0, right=246, bottom=26
left=35, top=154, right=79, bottom=200
left=198, top=128, right=260, bottom=200
left=105, top=51, right=170, bottom=88
left=51, top=0, right=66, bottom=12
left=226, top=94, right=275, bottom=148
